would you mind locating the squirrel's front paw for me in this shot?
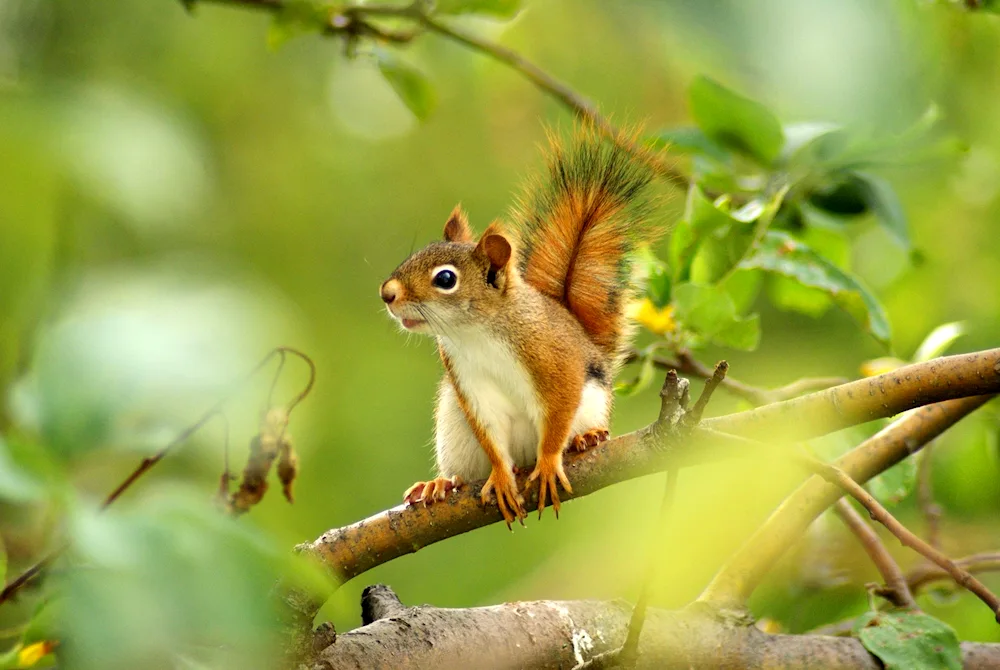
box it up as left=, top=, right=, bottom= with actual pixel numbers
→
left=570, top=428, right=610, bottom=452
left=403, top=476, right=463, bottom=506
left=480, top=467, right=526, bottom=529
left=527, top=453, right=572, bottom=519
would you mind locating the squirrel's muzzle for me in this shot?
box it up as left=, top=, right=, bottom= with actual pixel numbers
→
left=380, top=279, right=402, bottom=304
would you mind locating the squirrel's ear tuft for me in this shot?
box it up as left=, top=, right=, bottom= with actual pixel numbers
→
left=443, top=205, right=473, bottom=243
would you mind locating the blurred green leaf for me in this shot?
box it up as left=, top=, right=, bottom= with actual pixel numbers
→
left=375, top=50, right=437, bottom=121
left=713, top=313, right=761, bottom=351
left=647, top=127, right=731, bottom=164
left=767, top=275, right=832, bottom=318
left=913, top=322, right=966, bottom=362
left=60, top=491, right=333, bottom=670
left=808, top=174, right=870, bottom=216
left=672, top=283, right=760, bottom=351
left=718, top=269, right=762, bottom=313
left=782, top=121, right=844, bottom=166
left=868, top=457, right=918, bottom=506
left=0, top=530, right=5, bottom=586
left=854, top=172, right=910, bottom=249
left=0, top=436, right=44, bottom=503
left=854, top=610, right=962, bottom=670
left=632, top=246, right=671, bottom=307
left=434, top=0, right=523, bottom=18
left=689, top=76, right=784, bottom=165
left=267, top=1, right=329, bottom=50
left=740, top=231, right=891, bottom=346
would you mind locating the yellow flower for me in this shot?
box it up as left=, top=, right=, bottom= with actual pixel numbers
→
left=628, top=298, right=676, bottom=335
left=17, top=641, right=56, bottom=667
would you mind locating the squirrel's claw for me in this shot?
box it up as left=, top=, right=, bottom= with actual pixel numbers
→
left=403, top=476, right=463, bottom=506
left=528, top=455, right=572, bottom=519
left=570, top=428, right=610, bottom=453
left=480, top=468, right=526, bottom=529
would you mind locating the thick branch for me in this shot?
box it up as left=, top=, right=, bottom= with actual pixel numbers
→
left=299, top=353, right=999, bottom=614
left=832, top=498, right=917, bottom=610
left=312, top=591, right=1000, bottom=670
left=700, top=394, right=994, bottom=606
left=701, top=349, right=1000, bottom=440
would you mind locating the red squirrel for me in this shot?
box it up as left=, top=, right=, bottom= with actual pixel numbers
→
left=380, top=132, right=655, bottom=525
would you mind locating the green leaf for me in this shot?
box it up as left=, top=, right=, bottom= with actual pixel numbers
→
left=632, top=246, right=671, bottom=307
left=375, top=50, right=437, bottom=121
left=767, top=275, right=832, bottom=318
left=854, top=611, right=962, bottom=670
left=718, top=269, right=762, bottom=314
left=670, top=184, right=732, bottom=280
left=808, top=173, right=870, bottom=216
left=913, top=322, right=966, bottom=362
left=0, top=436, right=43, bottom=503
left=672, top=283, right=760, bottom=351
left=854, top=171, right=910, bottom=249
left=713, top=313, right=761, bottom=351
left=647, top=127, right=731, bottom=164
left=689, top=76, right=784, bottom=165
left=434, top=0, right=523, bottom=18
left=740, top=231, right=891, bottom=346
left=781, top=121, right=845, bottom=166
left=266, top=1, right=329, bottom=51
left=868, top=457, right=918, bottom=506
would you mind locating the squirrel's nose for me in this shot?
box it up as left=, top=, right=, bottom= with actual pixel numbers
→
left=380, top=279, right=402, bottom=304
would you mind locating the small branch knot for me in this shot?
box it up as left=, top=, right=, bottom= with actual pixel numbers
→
left=361, top=584, right=407, bottom=625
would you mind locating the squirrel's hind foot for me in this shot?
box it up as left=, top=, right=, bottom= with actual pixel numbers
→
left=403, top=476, right=463, bottom=506
left=480, top=467, right=526, bottom=529
left=527, top=453, right=572, bottom=520
left=570, top=428, right=609, bottom=452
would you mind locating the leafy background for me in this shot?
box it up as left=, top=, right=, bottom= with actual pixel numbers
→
left=1, top=0, right=999, bottom=667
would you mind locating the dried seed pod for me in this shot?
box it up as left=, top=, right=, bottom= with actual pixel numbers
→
left=277, top=436, right=298, bottom=504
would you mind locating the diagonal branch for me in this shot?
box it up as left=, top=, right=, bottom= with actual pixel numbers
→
left=832, top=498, right=917, bottom=610
left=699, top=393, right=995, bottom=607
left=799, top=455, right=1000, bottom=621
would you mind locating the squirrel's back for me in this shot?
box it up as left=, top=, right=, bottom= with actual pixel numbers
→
left=510, top=131, right=655, bottom=357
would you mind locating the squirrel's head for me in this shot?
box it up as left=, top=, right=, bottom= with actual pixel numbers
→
left=380, top=205, right=517, bottom=337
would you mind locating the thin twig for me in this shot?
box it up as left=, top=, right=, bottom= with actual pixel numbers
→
left=832, top=498, right=917, bottom=609
left=916, top=442, right=943, bottom=551
left=624, top=349, right=847, bottom=406
left=618, top=468, right=678, bottom=668
left=687, top=360, right=728, bottom=423
left=0, top=346, right=316, bottom=606
left=191, top=0, right=689, bottom=189
left=800, top=455, right=1000, bottom=622
left=908, top=552, right=1000, bottom=594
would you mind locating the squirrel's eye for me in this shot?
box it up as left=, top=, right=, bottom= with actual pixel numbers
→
left=432, top=269, right=458, bottom=290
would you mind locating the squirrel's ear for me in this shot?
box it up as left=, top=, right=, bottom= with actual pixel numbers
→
left=443, top=205, right=473, bottom=243
left=475, top=223, right=513, bottom=288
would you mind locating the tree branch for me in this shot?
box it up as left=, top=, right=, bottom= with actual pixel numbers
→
left=700, top=349, right=1000, bottom=441
left=310, top=586, right=1000, bottom=669
left=297, top=351, right=1000, bottom=617
left=832, top=498, right=917, bottom=610
left=699, top=394, right=994, bottom=607
left=799, top=455, right=1000, bottom=621
left=191, top=0, right=688, bottom=188
left=908, top=552, right=1000, bottom=594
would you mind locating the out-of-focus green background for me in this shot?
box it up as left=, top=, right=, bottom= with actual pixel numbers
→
left=1, top=0, right=999, bottom=667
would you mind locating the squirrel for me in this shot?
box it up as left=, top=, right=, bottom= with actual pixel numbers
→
left=379, top=131, right=655, bottom=525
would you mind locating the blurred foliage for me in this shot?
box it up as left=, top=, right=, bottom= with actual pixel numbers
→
left=1, top=0, right=1000, bottom=667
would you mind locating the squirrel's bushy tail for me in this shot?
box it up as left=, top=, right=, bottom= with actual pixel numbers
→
left=512, top=130, right=655, bottom=356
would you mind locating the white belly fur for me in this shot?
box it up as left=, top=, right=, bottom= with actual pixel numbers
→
left=434, top=327, right=611, bottom=480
